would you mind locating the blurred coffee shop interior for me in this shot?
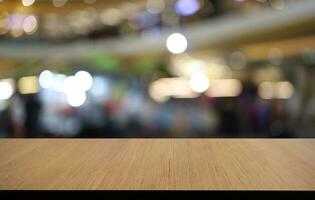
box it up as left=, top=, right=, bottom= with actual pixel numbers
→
left=0, top=0, right=315, bottom=138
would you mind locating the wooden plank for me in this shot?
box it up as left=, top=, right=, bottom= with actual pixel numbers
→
left=0, top=139, right=314, bottom=190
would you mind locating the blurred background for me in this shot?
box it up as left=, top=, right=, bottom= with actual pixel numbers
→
left=0, top=0, right=315, bottom=138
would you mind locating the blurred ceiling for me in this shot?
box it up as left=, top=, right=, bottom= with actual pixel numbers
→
left=1, top=0, right=314, bottom=59
left=0, top=0, right=315, bottom=78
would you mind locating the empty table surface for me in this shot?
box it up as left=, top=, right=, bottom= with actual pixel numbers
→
left=0, top=139, right=315, bottom=190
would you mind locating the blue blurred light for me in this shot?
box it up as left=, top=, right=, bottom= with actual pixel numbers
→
left=175, top=0, right=200, bottom=16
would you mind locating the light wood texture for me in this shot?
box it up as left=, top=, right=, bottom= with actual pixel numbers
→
left=0, top=139, right=314, bottom=190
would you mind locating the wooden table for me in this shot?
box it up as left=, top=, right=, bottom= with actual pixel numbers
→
left=0, top=139, right=314, bottom=190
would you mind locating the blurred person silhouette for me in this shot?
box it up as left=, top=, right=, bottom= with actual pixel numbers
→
left=170, top=104, right=188, bottom=137
left=301, top=92, right=315, bottom=137
left=0, top=105, right=13, bottom=138
left=23, top=94, right=42, bottom=138
left=239, top=81, right=259, bottom=136
left=7, top=92, right=25, bottom=138
left=269, top=100, right=292, bottom=138
left=255, top=98, right=272, bottom=136
left=216, top=98, right=240, bottom=137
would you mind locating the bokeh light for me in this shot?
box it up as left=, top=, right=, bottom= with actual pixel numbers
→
left=149, top=77, right=199, bottom=102
left=39, top=70, right=54, bottom=89
left=53, top=0, right=67, bottom=7
left=22, top=15, right=38, bottom=35
left=189, top=73, right=209, bottom=93
left=206, top=79, right=242, bottom=98
left=18, top=76, right=39, bottom=94
left=100, top=8, right=124, bottom=26
left=258, top=81, right=294, bottom=99
left=74, top=71, right=93, bottom=92
left=175, top=0, right=200, bottom=16
left=65, top=91, right=86, bottom=107
left=166, top=33, right=187, bottom=54
left=22, top=0, right=35, bottom=7
left=0, top=79, right=14, bottom=100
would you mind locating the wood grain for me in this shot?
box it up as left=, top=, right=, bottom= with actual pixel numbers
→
left=0, top=139, right=314, bottom=190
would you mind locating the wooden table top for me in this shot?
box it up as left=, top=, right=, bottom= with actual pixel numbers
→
left=0, top=139, right=314, bottom=190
